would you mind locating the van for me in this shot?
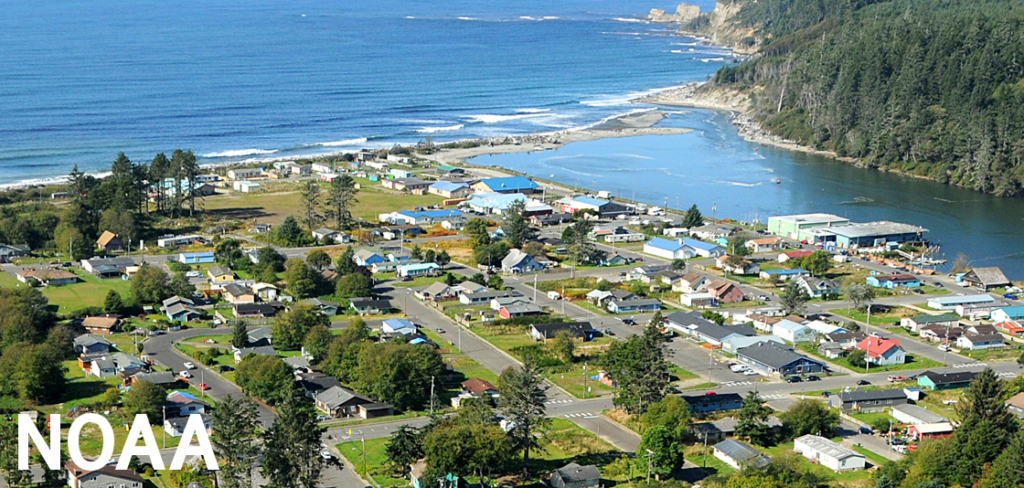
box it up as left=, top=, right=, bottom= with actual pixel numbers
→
left=547, top=291, right=561, bottom=300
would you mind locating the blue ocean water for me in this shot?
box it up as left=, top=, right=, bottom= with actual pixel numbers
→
left=0, top=0, right=729, bottom=185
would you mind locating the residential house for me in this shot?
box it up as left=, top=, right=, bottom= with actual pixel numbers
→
left=680, top=292, right=717, bottom=308
left=382, top=177, right=431, bottom=193
left=471, top=176, right=540, bottom=195
left=233, top=345, right=277, bottom=363
left=996, top=321, right=1024, bottom=337
left=747, top=314, right=783, bottom=333
left=866, top=274, right=921, bottom=289
left=956, top=333, right=1004, bottom=350
left=835, top=388, right=907, bottom=412
left=301, top=298, right=339, bottom=316
left=690, top=323, right=757, bottom=347
left=164, top=390, right=209, bottom=416
left=607, top=298, right=662, bottom=314
left=245, top=327, right=273, bottom=347
left=891, top=404, right=947, bottom=425
left=529, top=322, right=595, bottom=341
left=315, top=385, right=373, bottom=418
left=96, top=231, right=125, bottom=252
left=354, top=249, right=386, bottom=267
left=436, top=164, right=465, bottom=175
left=1006, top=392, right=1024, bottom=419
left=735, top=341, right=825, bottom=377
left=253, top=282, right=279, bottom=301
left=249, top=223, right=272, bottom=235
left=128, top=371, right=181, bottom=389
left=81, top=256, right=134, bottom=277
left=65, top=462, right=144, bottom=488
left=416, top=282, right=456, bottom=302
left=500, top=303, right=544, bottom=319
left=857, top=337, right=906, bottom=366
left=451, top=378, right=500, bottom=408
left=825, top=331, right=867, bottom=349
left=502, top=249, right=544, bottom=274
left=428, top=181, right=472, bottom=198
left=491, top=296, right=530, bottom=311
left=178, top=251, right=215, bottom=264
left=662, top=310, right=716, bottom=335
left=927, top=294, right=995, bottom=310
left=795, top=276, right=841, bottom=298
left=713, top=439, right=771, bottom=470
left=643, top=237, right=694, bottom=260
left=793, top=435, right=865, bottom=472
left=917, top=371, right=977, bottom=390
left=228, top=168, right=262, bottom=180
left=16, top=267, right=78, bottom=286
left=163, top=297, right=200, bottom=322
left=460, top=289, right=522, bottom=305
left=758, top=268, right=809, bottom=281
left=548, top=463, right=601, bottom=488
left=350, top=298, right=391, bottom=314
left=818, top=342, right=846, bottom=359
left=908, top=423, right=954, bottom=441
left=157, top=234, right=206, bottom=248
left=722, top=335, right=786, bottom=354
left=233, top=303, right=278, bottom=319
left=716, top=256, right=760, bottom=275
left=0, top=243, right=30, bottom=263
left=380, top=209, right=464, bottom=226
left=397, top=262, right=441, bottom=278
left=73, top=334, right=111, bottom=355
left=222, top=283, right=255, bottom=303
left=558, top=195, right=631, bottom=218
left=312, top=228, right=341, bottom=242
left=707, top=280, right=745, bottom=304
left=804, top=320, right=845, bottom=335
left=918, top=324, right=964, bottom=343
left=689, top=416, right=783, bottom=443
left=88, top=353, right=146, bottom=378
left=778, top=250, right=813, bottom=263
left=960, top=267, right=1011, bottom=290
left=532, top=213, right=574, bottom=226
left=382, top=318, right=418, bottom=336
left=682, top=393, right=744, bottom=414
left=207, top=265, right=235, bottom=282
left=772, top=320, right=816, bottom=343
left=900, top=313, right=959, bottom=333
left=745, top=237, right=781, bottom=253
left=82, top=316, right=120, bottom=335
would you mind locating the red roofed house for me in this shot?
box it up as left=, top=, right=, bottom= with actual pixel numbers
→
left=779, top=250, right=813, bottom=263
left=856, top=337, right=906, bottom=366
left=996, top=321, right=1024, bottom=337
left=452, top=378, right=500, bottom=408
left=707, top=280, right=745, bottom=303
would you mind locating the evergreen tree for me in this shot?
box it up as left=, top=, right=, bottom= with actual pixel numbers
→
left=499, top=361, right=550, bottom=477
left=306, top=249, right=332, bottom=270
left=736, top=391, right=776, bottom=446
left=233, top=322, right=249, bottom=349
left=780, top=281, right=809, bottom=315
left=211, top=396, right=262, bottom=488
left=262, top=387, right=328, bottom=488
left=335, top=246, right=357, bottom=275
left=681, top=204, right=703, bottom=228
left=602, top=325, right=669, bottom=414
left=503, top=199, right=530, bottom=249
left=326, top=175, right=358, bottom=229
left=299, top=180, right=323, bottom=231
left=385, top=426, right=423, bottom=477
left=103, top=290, right=124, bottom=314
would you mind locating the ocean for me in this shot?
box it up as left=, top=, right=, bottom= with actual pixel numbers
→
left=0, top=0, right=728, bottom=186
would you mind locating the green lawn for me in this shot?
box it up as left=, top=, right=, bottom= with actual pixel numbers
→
left=337, top=437, right=409, bottom=488
left=851, top=445, right=891, bottom=467
left=0, top=268, right=132, bottom=314
left=544, top=364, right=615, bottom=399
left=958, top=344, right=1024, bottom=362
left=830, top=307, right=917, bottom=327
left=759, top=442, right=874, bottom=483
left=796, top=343, right=944, bottom=373
left=848, top=410, right=896, bottom=429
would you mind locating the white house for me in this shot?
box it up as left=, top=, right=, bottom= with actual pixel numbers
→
left=772, top=320, right=815, bottom=343
left=228, top=168, right=262, bottom=180
left=233, top=181, right=261, bottom=193
left=956, top=334, right=1004, bottom=350
left=501, top=249, right=544, bottom=274
left=793, top=435, right=865, bottom=472
left=643, top=237, right=694, bottom=260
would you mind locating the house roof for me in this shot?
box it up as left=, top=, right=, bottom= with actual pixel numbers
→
left=609, top=298, right=662, bottom=309
left=774, top=319, right=809, bottom=334
left=961, top=333, right=1004, bottom=344
left=66, top=462, right=144, bottom=483
left=911, top=422, right=954, bottom=434
left=572, top=196, right=610, bottom=207
left=354, top=249, right=383, bottom=261
left=681, top=237, right=721, bottom=252
left=723, top=335, right=785, bottom=350
left=421, top=282, right=453, bottom=296
left=919, top=370, right=978, bottom=386
left=696, top=323, right=756, bottom=341
left=892, top=404, right=947, bottom=424
left=646, top=237, right=685, bottom=252
left=748, top=237, right=780, bottom=245
left=208, top=265, right=233, bottom=277
left=531, top=322, right=594, bottom=339
left=713, top=439, right=768, bottom=466
left=465, top=191, right=528, bottom=210
left=477, top=176, right=538, bottom=192
left=97, top=230, right=121, bottom=247
left=691, top=416, right=781, bottom=436
left=502, top=303, right=544, bottom=315
left=502, top=249, right=537, bottom=269
left=313, top=227, right=337, bottom=236
left=462, top=378, right=498, bottom=395
left=223, top=283, right=253, bottom=297
left=397, top=209, right=464, bottom=219
left=856, top=337, right=903, bottom=358
left=682, top=392, right=743, bottom=407
left=995, top=306, right=1024, bottom=319
left=298, top=373, right=343, bottom=393
left=19, top=267, right=79, bottom=282
left=736, top=341, right=822, bottom=369
left=397, top=262, right=440, bottom=272
left=82, top=316, right=119, bottom=329
left=1006, top=392, right=1024, bottom=411
left=301, top=298, right=339, bottom=309
left=166, top=390, right=209, bottom=408
left=429, top=181, right=468, bottom=192
left=664, top=310, right=716, bottom=329
left=964, top=267, right=1010, bottom=287
left=840, top=388, right=906, bottom=403
left=73, top=334, right=111, bottom=348
left=928, top=294, right=995, bottom=305
left=910, top=313, right=959, bottom=324
left=163, top=295, right=195, bottom=308
left=316, top=385, right=371, bottom=409
left=234, top=303, right=277, bottom=316
left=180, top=251, right=215, bottom=258
left=382, top=318, right=417, bottom=333
left=873, top=273, right=918, bottom=282
left=164, top=303, right=198, bottom=317
left=552, top=463, right=601, bottom=483
left=794, top=435, right=862, bottom=461
left=236, top=346, right=277, bottom=358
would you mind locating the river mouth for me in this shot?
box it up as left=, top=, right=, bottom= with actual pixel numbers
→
left=470, top=109, right=1024, bottom=279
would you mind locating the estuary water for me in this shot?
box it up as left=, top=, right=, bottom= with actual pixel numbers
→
left=473, top=110, right=1024, bottom=278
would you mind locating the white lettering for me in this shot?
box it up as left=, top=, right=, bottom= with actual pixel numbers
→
left=116, top=415, right=165, bottom=470
left=18, top=414, right=60, bottom=470
left=169, top=414, right=218, bottom=470
left=68, top=413, right=115, bottom=471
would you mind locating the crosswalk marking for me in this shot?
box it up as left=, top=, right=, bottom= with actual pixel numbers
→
left=998, top=371, right=1017, bottom=378
left=721, top=381, right=754, bottom=387
left=952, top=362, right=985, bottom=368
left=564, top=412, right=599, bottom=419
left=761, top=394, right=785, bottom=400
left=545, top=399, right=574, bottom=404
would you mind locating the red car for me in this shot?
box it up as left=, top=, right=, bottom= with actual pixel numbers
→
left=197, top=383, right=211, bottom=390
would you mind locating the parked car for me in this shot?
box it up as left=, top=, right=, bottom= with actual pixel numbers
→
left=821, top=391, right=833, bottom=397
left=604, top=329, right=614, bottom=336
left=183, top=362, right=196, bottom=369
left=859, top=427, right=874, bottom=435
left=320, top=451, right=334, bottom=460
left=218, top=365, right=234, bottom=373
left=786, top=376, right=802, bottom=383
left=744, top=370, right=759, bottom=376
left=806, top=375, right=821, bottom=381
left=937, top=344, right=952, bottom=351
left=857, top=379, right=871, bottom=385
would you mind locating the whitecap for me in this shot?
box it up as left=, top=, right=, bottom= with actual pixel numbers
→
left=671, top=50, right=683, bottom=53
left=405, top=16, right=415, bottom=19
left=457, top=16, right=477, bottom=21
left=614, top=17, right=646, bottom=23
left=542, top=16, right=558, bottom=20
left=417, top=124, right=465, bottom=133
left=202, top=149, right=277, bottom=158
left=516, top=108, right=550, bottom=114
left=700, top=57, right=726, bottom=62
left=464, top=113, right=547, bottom=124
left=319, top=138, right=368, bottom=147
left=719, top=181, right=763, bottom=187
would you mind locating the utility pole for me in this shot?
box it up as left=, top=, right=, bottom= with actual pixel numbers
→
left=162, top=406, right=166, bottom=448
left=645, top=449, right=654, bottom=486
left=533, top=273, right=538, bottom=302
left=702, top=432, right=709, bottom=468
left=361, top=431, right=367, bottom=478
left=429, top=376, right=435, bottom=414
left=583, top=362, right=588, bottom=399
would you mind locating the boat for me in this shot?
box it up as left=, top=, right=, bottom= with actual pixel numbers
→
left=772, top=178, right=781, bottom=184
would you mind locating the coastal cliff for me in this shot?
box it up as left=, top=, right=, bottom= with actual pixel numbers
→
left=648, top=1, right=757, bottom=54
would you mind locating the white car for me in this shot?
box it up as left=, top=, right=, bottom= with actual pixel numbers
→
left=183, top=361, right=196, bottom=369
left=744, top=370, right=760, bottom=376
left=320, top=451, right=333, bottom=460
left=185, top=271, right=201, bottom=278
left=179, top=371, right=192, bottom=379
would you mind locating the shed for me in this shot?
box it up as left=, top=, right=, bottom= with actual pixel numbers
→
left=549, top=463, right=601, bottom=488
left=793, top=435, right=865, bottom=472
left=712, top=439, right=770, bottom=470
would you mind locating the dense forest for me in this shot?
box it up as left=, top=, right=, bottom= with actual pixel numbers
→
left=707, top=0, right=1024, bottom=196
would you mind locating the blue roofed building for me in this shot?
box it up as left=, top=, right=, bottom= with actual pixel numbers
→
left=681, top=237, right=726, bottom=258
left=927, top=294, right=995, bottom=310
left=178, top=251, right=215, bottom=264
left=464, top=192, right=529, bottom=214
left=992, top=306, right=1024, bottom=323
left=644, top=237, right=692, bottom=260
left=428, top=181, right=472, bottom=198
left=471, top=177, right=540, bottom=194
left=758, top=268, right=809, bottom=281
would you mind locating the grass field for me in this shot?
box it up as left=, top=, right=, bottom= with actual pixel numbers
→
left=830, top=307, right=917, bottom=327
left=202, top=177, right=446, bottom=226
left=0, top=268, right=132, bottom=313
left=796, top=343, right=943, bottom=373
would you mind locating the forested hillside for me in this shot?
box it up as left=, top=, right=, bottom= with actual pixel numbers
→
left=709, top=0, right=1024, bottom=196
